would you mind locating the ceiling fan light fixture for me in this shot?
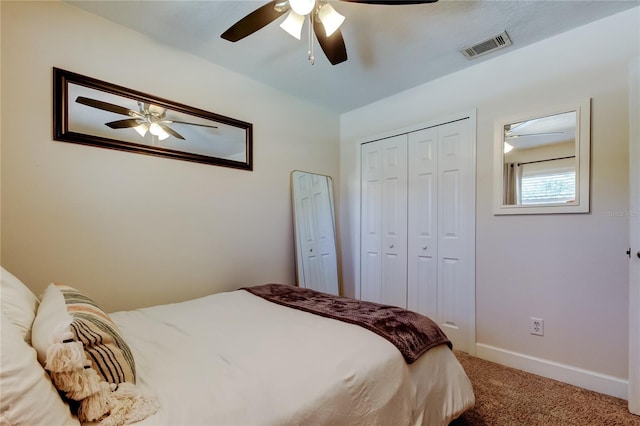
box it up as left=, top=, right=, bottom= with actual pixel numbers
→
left=318, top=3, right=344, bottom=37
left=504, top=142, right=514, bottom=154
left=280, top=11, right=305, bottom=39
left=222, top=0, right=439, bottom=66
left=289, top=0, right=315, bottom=16
left=134, top=122, right=149, bottom=137
left=149, top=122, right=170, bottom=140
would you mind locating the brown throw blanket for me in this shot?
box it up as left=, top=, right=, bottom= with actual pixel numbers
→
left=242, top=284, right=451, bottom=364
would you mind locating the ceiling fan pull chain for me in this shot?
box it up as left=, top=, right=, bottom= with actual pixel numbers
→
left=308, top=13, right=315, bottom=65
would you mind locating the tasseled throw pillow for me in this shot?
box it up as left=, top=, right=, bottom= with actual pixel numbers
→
left=32, top=283, right=158, bottom=426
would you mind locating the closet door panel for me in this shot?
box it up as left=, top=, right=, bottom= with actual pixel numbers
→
left=383, top=177, right=403, bottom=253
left=362, top=251, right=382, bottom=302
left=437, top=120, right=474, bottom=351
left=360, top=143, right=383, bottom=303
left=441, top=170, right=460, bottom=238
left=381, top=137, right=408, bottom=308
left=441, top=258, right=460, bottom=328
left=407, top=128, right=438, bottom=319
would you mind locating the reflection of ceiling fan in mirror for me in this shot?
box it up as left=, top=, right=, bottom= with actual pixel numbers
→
left=75, top=96, right=217, bottom=141
left=221, top=0, right=438, bottom=65
left=504, top=131, right=564, bottom=139
left=504, top=112, right=575, bottom=140
left=503, top=111, right=577, bottom=154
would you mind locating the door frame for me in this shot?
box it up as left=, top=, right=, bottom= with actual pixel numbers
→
left=354, top=109, right=477, bottom=355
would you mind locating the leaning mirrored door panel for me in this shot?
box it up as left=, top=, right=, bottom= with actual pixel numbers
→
left=493, top=99, right=591, bottom=214
left=291, top=170, right=340, bottom=295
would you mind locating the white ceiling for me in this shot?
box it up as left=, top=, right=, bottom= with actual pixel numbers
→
left=67, top=0, right=638, bottom=113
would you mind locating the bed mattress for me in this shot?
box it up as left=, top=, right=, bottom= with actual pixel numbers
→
left=107, top=289, right=474, bottom=425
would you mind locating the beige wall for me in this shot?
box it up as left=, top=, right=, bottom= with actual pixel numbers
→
left=1, top=1, right=340, bottom=312
left=340, top=8, right=638, bottom=388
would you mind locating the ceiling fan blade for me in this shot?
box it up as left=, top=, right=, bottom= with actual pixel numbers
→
left=105, top=119, right=141, bottom=129
left=159, top=124, right=185, bottom=140
left=75, top=96, right=136, bottom=116
left=313, top=20, right=347, bottom=65
left=168, top=120, right=218, bottom=129
left=506, top=132, right=564, bottom=139
left=221, top=1, right=287, bottom=42
left=339, top=0, right=437, bottom=4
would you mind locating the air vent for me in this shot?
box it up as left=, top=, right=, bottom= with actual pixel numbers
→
left=461, top=31, right=512, bottom=59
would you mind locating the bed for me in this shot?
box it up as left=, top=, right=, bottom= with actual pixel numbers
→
left=0, top=267, right=474, bottom=426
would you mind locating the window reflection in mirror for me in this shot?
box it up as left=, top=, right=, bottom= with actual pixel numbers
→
left=494, top=99, right=590, bottom=215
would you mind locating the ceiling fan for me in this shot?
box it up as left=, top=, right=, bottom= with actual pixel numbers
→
left=221, top=0, right=438, bottom=65
left=504, top=117, right=571, bottom=141
left=75, top=96, right=217, bottom=141
left=503, top=113, right=575, bottom=154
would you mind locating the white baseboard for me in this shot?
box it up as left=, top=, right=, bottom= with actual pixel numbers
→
left=475, top=343, right=628, bottom=400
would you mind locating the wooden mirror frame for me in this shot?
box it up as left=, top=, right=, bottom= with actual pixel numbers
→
left=53, top=68, right=253, bottom=170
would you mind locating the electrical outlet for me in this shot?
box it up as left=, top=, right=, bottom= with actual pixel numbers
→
left=530, top=317, right=544, bottom=336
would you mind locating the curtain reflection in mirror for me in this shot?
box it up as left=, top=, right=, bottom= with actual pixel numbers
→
left=503, top=163, right=522, bottom=205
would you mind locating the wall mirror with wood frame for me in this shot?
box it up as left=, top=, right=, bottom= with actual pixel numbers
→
left=493, top=99, right=591, bottom=215
left=53, top=68, right=253, bottom=170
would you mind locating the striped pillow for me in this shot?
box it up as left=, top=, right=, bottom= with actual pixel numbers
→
left=58, top=284, right=136, bottom=384
left=32, top=283, right=147, bottom=423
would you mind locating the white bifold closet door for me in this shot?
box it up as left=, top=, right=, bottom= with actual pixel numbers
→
left=360, top=118, right=475, bottom=353
left=361, top=135, right=408, bottom=308
left=406, top=128, right=439, bottom=320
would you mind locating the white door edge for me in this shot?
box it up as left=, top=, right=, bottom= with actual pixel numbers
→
left=628, top=56, right=639, bottom=416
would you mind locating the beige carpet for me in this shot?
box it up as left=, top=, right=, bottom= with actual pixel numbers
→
left=451, top=351, right=640, bottom=426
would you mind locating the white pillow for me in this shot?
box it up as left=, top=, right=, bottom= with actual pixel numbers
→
left=0, top=267, right=39, bottom=344
left=0, top=311, right=80, bottom=426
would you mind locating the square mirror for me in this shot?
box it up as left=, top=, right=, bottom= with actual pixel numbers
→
left=493, top=99, right=591, bottom=215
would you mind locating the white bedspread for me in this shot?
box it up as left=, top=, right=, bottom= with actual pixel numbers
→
left=108, top=289, right=474, bottom=425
